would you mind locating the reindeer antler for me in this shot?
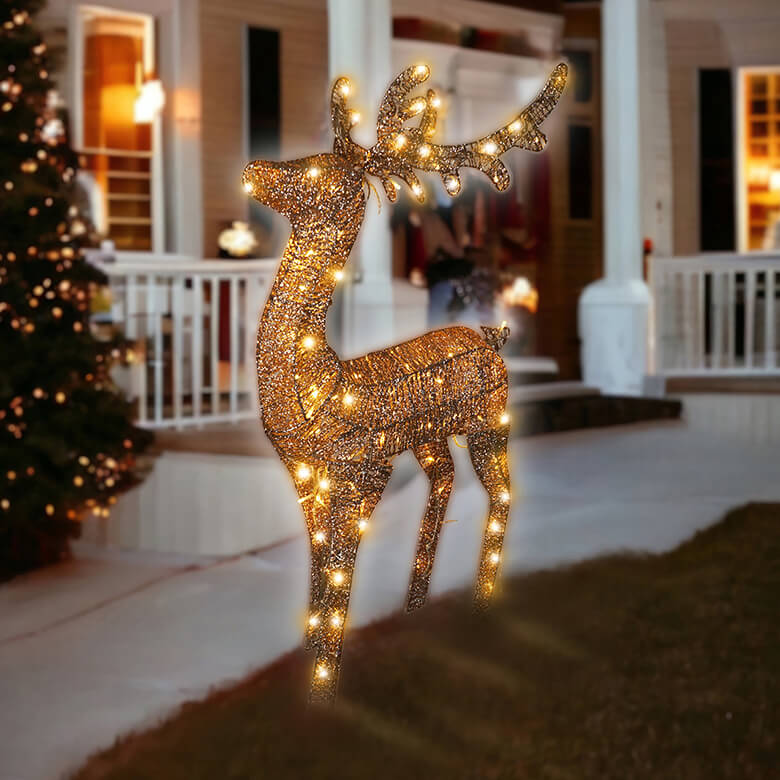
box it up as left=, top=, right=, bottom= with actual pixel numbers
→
left=331, top=76, right=369, bottom=168
left=331, top=62, right=568, bottom=203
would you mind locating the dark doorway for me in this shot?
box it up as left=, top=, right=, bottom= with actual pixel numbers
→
left=699, top=69, right=735, bottom=251
left=247, top=27, right=280, bottom=230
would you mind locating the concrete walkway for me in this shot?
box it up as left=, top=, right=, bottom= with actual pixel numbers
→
left=1, top=422, right=777, bottom=780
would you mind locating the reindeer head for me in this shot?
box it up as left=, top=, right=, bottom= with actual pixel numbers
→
left=243, top=62, right=567, bottom=223
left=242, top=153, right=365, bottom=227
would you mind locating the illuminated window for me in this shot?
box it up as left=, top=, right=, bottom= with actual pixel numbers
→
left=74, top=6, right=161, bottom=251
left=738, top=67, right=780, bottom=251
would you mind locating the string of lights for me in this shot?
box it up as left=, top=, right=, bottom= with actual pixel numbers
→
left=243, top=61, right=566, bottom=704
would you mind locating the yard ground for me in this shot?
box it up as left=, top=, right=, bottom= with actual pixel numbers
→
left=73, top=503, right=780, bottom=780
left=1, top=423, right=779, bottom=779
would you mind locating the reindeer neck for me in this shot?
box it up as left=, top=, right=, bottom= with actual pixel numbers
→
left=257, top=193, right=365, bottom=429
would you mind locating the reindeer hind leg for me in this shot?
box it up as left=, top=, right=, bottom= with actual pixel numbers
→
left=467, top=427, right=511, bottom=609
left=406, top=439, right=454, bottom=612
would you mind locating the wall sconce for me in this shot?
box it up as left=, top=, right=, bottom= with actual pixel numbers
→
left=134, top=78, right=165, bottom=124
left=769, top=169, right=780, bottom=192
left=218, top=221, right=258, bottom=258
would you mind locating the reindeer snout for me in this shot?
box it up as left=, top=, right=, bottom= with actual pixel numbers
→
left=243, top=159, right=286, bottom=202
left=242, top=161, right=266, bottom=200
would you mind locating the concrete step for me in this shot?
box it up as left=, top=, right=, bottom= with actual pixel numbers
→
left=510, top=380, right=599, bottom=404
left=504, top=355, right=559, bottom=385
left=510, top=388, right=682, bottom=437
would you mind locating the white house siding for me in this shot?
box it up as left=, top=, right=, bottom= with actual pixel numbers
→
left=657, top=0, right=780, bottom=255
left=641, top=0, right=673, bottom=259
left=680, top=393, right=780, bottom=444
left=199, top=0, right=329, bottom=255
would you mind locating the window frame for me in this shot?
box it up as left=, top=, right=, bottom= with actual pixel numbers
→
left=562, top=38, right=599, bottom=226
left=735, top=65, right=780, bottom=254
left=69, top=4, right=163, bottom=253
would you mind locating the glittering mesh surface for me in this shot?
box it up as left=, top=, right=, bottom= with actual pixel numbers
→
left=242, top=62, right=566, bottom=703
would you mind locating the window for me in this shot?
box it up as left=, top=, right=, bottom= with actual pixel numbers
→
left=699, top=69, right=734, bottom=251
left=246, top=27, right=280, bottom=234
left=738, top=67, right=780, bottom=252
left=568, top=123, right=592, bottom=220
left=74, top=6, right=160, bottom=251
left=564, top=49, right=593, bottom=104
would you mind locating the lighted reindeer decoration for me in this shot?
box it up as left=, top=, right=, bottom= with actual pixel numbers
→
left=243, top=62, right=567, bottom=703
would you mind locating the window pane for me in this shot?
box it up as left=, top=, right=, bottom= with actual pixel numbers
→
left=751, top=99, right=768, bottom=115
left=741, top=69, right=780, bottom=250
left=751, top=75, right=768, bottom=95
left=699, top=69, right=735, bottom=250
left=563, top=50, right=592, bottom=103
left=568, top=124, right=592, bottom=220
left=247, top=27, right=280, bottom=238
left=752, top=121, right=769, bottom=137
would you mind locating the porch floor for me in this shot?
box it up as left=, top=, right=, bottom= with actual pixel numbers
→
left=152, top=420, right=276, bottom=458
left=666, top=375, right=780, bottom=394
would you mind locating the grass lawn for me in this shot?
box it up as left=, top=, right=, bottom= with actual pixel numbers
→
left=74, top=503, right=779, bottom=780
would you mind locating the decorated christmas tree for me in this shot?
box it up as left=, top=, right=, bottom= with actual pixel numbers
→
left=0, top=0, right=151, bottom=579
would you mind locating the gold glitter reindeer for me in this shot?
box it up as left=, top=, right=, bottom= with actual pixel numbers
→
left=243, top=62, right=567, bottom=703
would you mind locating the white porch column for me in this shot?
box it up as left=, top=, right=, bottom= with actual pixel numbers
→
left=169, top=0, right=203, bottom=258
left=578, top=0, right=650, bottom=395
left=327, top=0, right=394, bottom=356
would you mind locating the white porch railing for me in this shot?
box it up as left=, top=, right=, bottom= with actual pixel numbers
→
left=96, top=257, right=277, bottom=428
left=650, top=254, right=780, bottom=376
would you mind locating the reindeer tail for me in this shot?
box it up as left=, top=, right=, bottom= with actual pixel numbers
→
left=481, top=323, right=510, bottom=352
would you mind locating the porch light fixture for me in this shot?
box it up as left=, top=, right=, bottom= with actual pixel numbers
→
left=134, top=78, right=165, bottom=124
left=501, top=276, right=539, bottom=314
left=217, top=220, right=258, bottom=258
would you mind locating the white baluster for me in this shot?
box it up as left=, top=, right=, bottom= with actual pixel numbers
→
left=745, top=270, right=755, bottom=369
left=652, top=264, right=663, bottom=373
left=246, top=276, right=264, bottom=414
left=210, top=275, right=220, bottom=417
left=726, top=271, right=735, bottom=369
left=126, top=273, right=147, bottom=424
left=125, top=274, right=137, bottom=340
left=696, top=270, right=705, bottom=369
left=711, top=272, right=723, bottom=370
left=229, top=275, right=239, bottom=418
left=766, top=269, right=776, bottom=369
left=192, top=275, right=204, bottom=425
left=145, top=275, right=163, bottom=424
left=172, top=275, right=184, bottom=428
left=682, top=272, right=693, bottom=371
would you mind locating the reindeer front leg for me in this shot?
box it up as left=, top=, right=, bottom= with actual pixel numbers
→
left=309, top=460, right=392, bottom=704
left=407, top=439, right=454, bottom=612
left=288, top=462, right=331, bottom=651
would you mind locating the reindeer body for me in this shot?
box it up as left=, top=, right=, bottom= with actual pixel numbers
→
left=244, top=63, right=566, bottom=702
